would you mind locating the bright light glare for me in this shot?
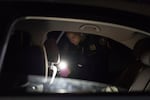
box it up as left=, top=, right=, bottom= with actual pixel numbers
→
left=58, top=61, right=68, bottom=70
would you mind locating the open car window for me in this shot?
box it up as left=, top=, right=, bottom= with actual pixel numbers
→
left=46, top=31, right=134, bottom=84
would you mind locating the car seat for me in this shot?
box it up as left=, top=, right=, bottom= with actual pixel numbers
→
left=129, top=38, right=150, bottom=91
left=115, top=38, right=150, bottom=91
left=0, top=32, right=46, bottom=92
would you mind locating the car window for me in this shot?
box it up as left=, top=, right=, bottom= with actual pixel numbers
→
left=45, top=31, right=135, bottom=89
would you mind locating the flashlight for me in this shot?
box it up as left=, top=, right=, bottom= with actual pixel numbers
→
left=58, top=60, right=70, bottom=77
left=58, top=61, right=68, bottom=70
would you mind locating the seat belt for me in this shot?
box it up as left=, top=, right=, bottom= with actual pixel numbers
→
left=129, top=67, right=150, bottom=91
left=43, top=46, right=49, bottom=80
left=43, top=44, right=59, bottom=84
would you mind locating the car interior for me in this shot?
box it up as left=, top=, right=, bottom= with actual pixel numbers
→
left=0, top=16, right=150, bottom=93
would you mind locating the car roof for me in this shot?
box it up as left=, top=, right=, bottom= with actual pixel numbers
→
left=14, top=17, right=149, bottom=49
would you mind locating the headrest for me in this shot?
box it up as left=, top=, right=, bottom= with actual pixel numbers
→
left=141, top=52, right=150, bottom=66
left=45, top=38, right=60, bottom=64
left=134, top=38, right=150, bottom=66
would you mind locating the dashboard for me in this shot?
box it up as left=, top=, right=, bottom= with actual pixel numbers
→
left=26, top=75, right=127, bottom=93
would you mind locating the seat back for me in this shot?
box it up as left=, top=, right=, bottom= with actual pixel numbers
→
left=115, top=38, right=150, bottom=90
left=0, top=32, right=46, bottom=91
left=129, top=39, right=150, bottom=91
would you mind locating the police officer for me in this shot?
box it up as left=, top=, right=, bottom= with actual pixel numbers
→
left=59, top=32, right=110, bottom=83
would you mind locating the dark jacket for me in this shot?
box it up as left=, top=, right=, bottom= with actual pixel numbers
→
left=59, top=35, right=110, bottom=83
